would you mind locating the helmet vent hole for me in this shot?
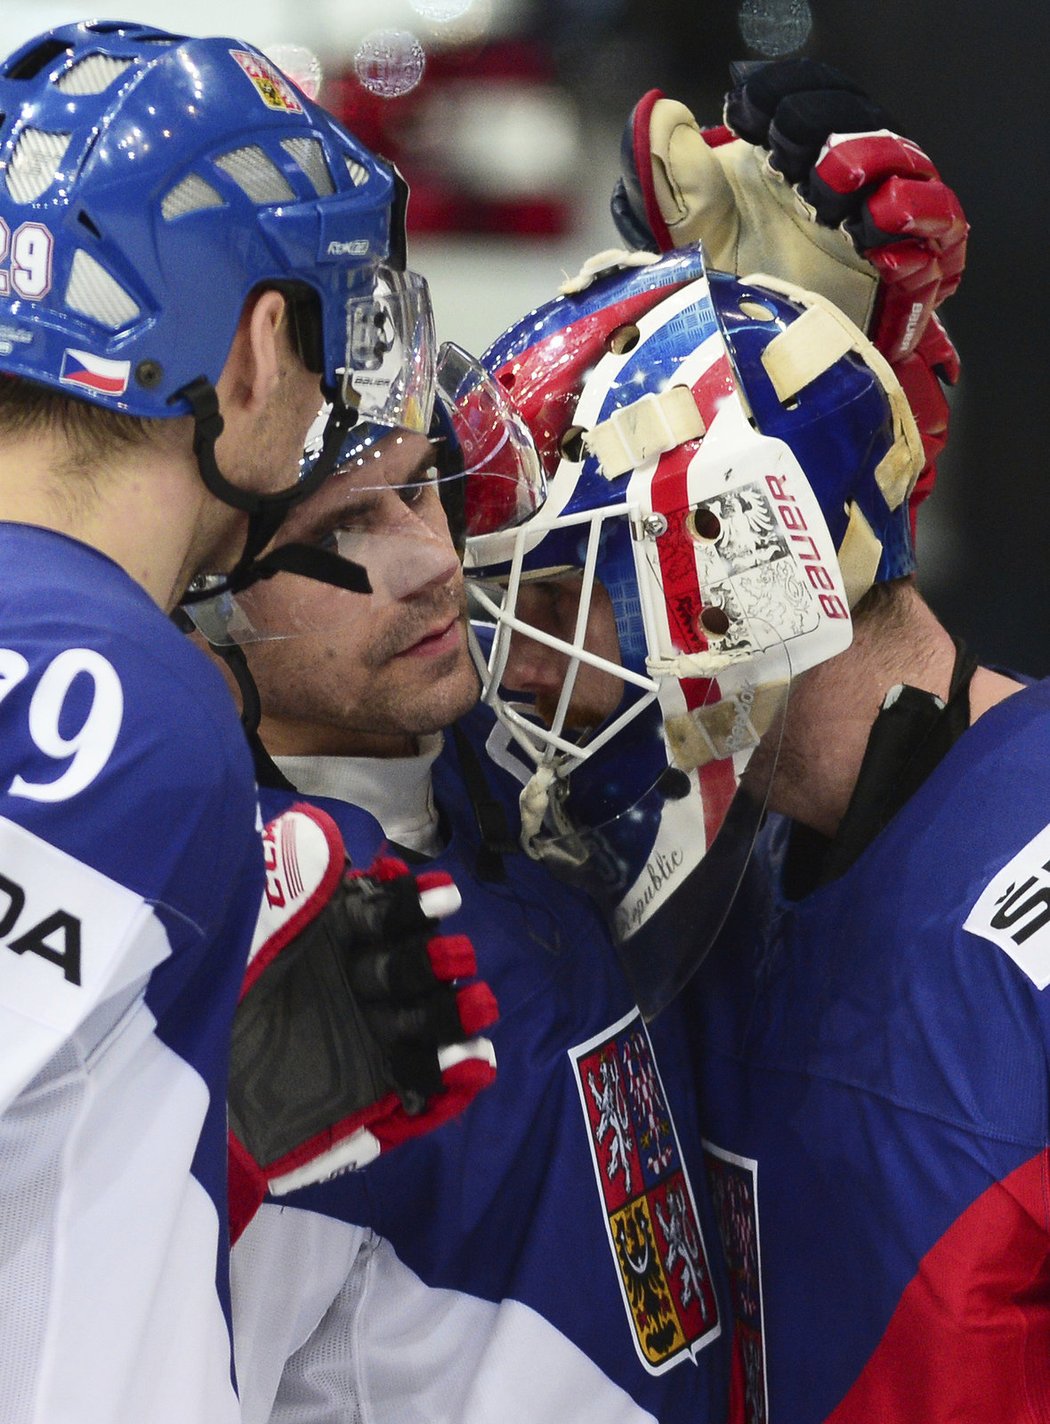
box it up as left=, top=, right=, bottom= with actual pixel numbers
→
left=699, top=605, right=730, bottom=638
left=560, top=426, right=587, bottom=462
left=84, top=22, right=180, bottom=38
left=687, top=507, right=722, bottom=543
left=739, top=299, right=777, bottom=323
left=214, top=146, right=295, bottom=204
left=162, top=174, right=224, bottom=221
left=606, top=323, right=639, bottom=356
left=5, top=40, right=69, bottom=81
left=282, top=138, right=334, bottom=197
left=6, top=128, right=72, bottom=204
left=56, top=55, right=133, bottom=95
left=76, top=209, right=101, bottom=238
left=345, top=158, right=369, bottom=188
left=66, top=249, right=141, bottom=329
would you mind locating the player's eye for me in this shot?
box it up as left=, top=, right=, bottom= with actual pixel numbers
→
left=399, top=465, right=441, bottom=507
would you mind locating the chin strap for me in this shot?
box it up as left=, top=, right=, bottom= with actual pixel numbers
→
left=176, top=377, right=372, bottom=604
left=216, top=641, right=296, bottom=793
left=813, top=638, right=979, bottom=887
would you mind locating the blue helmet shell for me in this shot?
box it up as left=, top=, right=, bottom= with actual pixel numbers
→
left=0, top=20, right=400, bottom=417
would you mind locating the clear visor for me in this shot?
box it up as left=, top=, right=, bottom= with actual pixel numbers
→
left=437, top=342, right=547, bottom=537
left=336, top=266, right=438, bottom=440
left=187, top=345, right=544, bottom=646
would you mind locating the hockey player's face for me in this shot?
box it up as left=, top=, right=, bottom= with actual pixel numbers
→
left=499, top=573, right=624, bottom=731
left=244, top=429, right=479, bottom=757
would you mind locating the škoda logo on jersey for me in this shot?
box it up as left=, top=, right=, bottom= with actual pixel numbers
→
left=570, top=1009, right=721, bottom=1372
left=965, top=821, right=1050, bottom=989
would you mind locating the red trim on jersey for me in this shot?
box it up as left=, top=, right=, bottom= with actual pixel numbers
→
left=827, top=1150, right=1050, bottom=1423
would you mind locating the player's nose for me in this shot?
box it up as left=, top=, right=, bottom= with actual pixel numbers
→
left=502, top=628, right=567, bottom=699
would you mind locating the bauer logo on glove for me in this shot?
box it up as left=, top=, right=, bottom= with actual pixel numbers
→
left=228, top=803, right=498, bottom=1242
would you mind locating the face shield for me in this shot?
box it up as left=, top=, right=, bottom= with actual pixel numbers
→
left=294, top=266, right=439, bottom=490
left=186, top=343, right=544, bottom=646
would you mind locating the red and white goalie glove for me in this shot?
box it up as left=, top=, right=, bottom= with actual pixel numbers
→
left=610, top=58, right=968, bottom=526
left=228, top=803, right=498, bottom=1244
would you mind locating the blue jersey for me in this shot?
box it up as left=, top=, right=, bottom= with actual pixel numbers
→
left=233, top=702, right=734, bottom=1424
left=685, top=678, right=1050, bottom=1423
left=0, top=525, right=263, bottom=1424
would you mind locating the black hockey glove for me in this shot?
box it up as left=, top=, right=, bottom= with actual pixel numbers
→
left=228, top=803, right=498, bottom=1243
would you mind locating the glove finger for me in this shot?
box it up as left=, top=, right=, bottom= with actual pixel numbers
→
left=350, top=854, right=410, bottom=883
left=368, top=986, right=467, bottom=1048
left=866, top=240, right=948, bottom=287
left=425, top=932, right=478, bottom=982
left=455, top=981, right=500, bottom=1036
left=347, top=932, right=478, bottom=997
left=811, top=131, right=939, bottom=196
left=767, top=90, right=894, bottom=185
left=865, top=177, right=968, bottom=247
left=416, top=870, right=463, bottom=922
left=369, top=1052, right=497, bottom=1153
left=725, top=57, right=877, bottom=145
left=389, top=1039, right=446, bottom=1107
left=338, top=871, right=434, bottom=945
left=369, top=978, right=498, bottom=1051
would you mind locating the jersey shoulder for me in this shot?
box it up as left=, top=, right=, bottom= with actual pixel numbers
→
left=0, top=524, right=257, bottom=903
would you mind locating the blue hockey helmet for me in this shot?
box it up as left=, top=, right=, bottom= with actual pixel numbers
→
left=464, top=245, right=922, bottom=1012
left=0, top=20, right=437, bottom=588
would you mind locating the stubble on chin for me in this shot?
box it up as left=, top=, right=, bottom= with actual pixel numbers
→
left=367, top=581, right=467, bottom=667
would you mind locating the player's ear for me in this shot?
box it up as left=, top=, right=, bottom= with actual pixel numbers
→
left=220, top=289, right=288, bottom=417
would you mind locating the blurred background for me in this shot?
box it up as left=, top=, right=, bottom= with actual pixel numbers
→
left=5, top=0, right=1049, bottom=673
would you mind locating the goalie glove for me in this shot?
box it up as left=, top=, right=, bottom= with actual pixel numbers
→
left=228, top=803, right=498, bottom=1244
left=610, top=59, right=967, bottom=526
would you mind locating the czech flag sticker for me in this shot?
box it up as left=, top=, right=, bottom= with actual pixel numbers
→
left=60, top=348, right=131, bottom=396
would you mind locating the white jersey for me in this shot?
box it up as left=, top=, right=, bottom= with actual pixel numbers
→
left=0, top=525, right=263, bottom=1423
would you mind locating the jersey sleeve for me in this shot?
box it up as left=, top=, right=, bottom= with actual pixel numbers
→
left=0, top=540, right=262, bottom=1424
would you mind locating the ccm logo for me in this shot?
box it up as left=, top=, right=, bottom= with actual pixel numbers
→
left=262, top=826, right=287, bottom=910
left=0, top=872, right=81, bottom=985
left=765, top=473, right=848, bottom=621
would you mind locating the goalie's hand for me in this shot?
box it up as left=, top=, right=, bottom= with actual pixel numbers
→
left=228, top=804, right=498, bottom=1244
left=724, top=58, right=968, bottom=365
left=609, top=58, right=967, bottom=521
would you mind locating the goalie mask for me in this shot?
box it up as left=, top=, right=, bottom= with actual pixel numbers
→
left=465, top=245, right=923, bottom=1015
